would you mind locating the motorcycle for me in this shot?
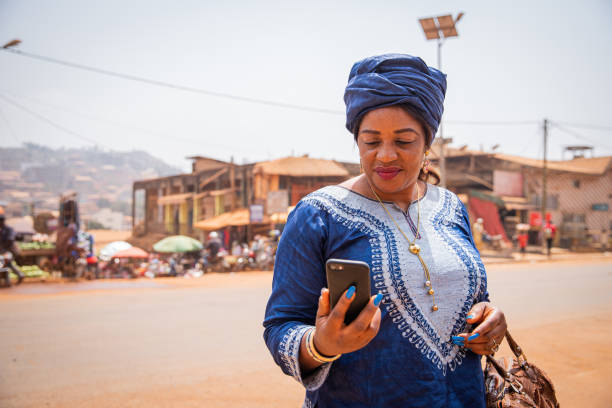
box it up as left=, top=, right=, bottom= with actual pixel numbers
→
left=203, top=249, right=232, bottom=273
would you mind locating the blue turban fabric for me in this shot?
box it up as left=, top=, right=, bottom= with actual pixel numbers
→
left=344, top=54, right=447, bottom=139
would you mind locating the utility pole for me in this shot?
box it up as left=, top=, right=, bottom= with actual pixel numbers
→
left=229, top=156, right=236, bottom=211
left=540, top=118, right=549, bottom=244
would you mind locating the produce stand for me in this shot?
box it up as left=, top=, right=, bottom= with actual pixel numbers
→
left=15, top=242, right=56, bottom=271
left=9, top=264, right=51, bottom=282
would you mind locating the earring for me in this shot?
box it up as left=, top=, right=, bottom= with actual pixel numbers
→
left=423, top=158, right=430, bottom=174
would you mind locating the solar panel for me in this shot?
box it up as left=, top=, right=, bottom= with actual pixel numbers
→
left=436, top=15, right=455, bottom=29
left=441, top=27, right=458, bottom=38
left=419, top=17, right=440, bottom=39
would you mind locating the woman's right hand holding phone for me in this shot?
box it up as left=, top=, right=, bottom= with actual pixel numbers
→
left=300, top=287, right=382, bottom=372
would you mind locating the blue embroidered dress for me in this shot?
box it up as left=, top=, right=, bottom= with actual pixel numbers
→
left=263, top=184, right=489, bottom=407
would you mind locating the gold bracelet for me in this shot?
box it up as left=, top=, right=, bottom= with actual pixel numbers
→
left=305, top=328, right=341, bottom=363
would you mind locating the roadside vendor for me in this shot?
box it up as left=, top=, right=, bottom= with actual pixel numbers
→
left=0, top=208, right=25, bottom=285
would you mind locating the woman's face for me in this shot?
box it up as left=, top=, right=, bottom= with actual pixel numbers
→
left=357, top=106, right=427, bottom=197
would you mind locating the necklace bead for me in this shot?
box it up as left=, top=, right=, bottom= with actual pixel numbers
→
left=432, top=305, right=439, bottom=311
left=428, top=288, right=435, bottom=295
left=425, top=280, right=431, bottom=287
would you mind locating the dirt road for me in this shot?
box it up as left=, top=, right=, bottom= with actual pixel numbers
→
left=0, top=259, right=610, bottom=407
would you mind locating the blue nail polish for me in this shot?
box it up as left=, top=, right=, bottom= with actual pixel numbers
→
left=467, top=314, right=475, bottom=319
left=451, top=336, right=464, bottom=342
left=373, top=293, right=383, bottom=306
left=452, top=340, right=464, bottom=346
left=468, top=333, right=480, bottom=341
left=346, top=286, right=356, bottom=299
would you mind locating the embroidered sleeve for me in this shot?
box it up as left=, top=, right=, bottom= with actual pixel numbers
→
left=266, top=322, right=332, bottom=390
left=263, top=201, right=332, bottom=390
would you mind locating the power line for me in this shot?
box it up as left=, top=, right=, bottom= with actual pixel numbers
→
left=515, top=126, right=543, bottom=156
left=550, top=121, right=612, bottom=150
left=0, top=104, right=20, bottom=145
left=445, top=119, right=539, bottom=125
left=0, top=90, right=274, bottom=154
left=1, top=47, right=344, bottom=115
left=1, top=49, right=561, bottom=129
left=0, top=92, right=106, bottom=146
left=554, top=121, right=612, bottom=132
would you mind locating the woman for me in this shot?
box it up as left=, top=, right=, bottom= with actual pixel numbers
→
left=263, top=54, right=506, bottom=407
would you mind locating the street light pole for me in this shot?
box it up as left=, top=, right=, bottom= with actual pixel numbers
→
left=436, top=37, right=447, bottom=188
left=418, top=13, right=464, bottom=188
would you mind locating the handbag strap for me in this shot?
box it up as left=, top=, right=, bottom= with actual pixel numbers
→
left=485, top=330, right=529, bottom=380
left=505, top=330, right=528, bottom=364
left=485, top=354, right=511, bottom=379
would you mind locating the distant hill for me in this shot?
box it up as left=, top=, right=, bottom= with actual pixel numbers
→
left=0, top=143, right=181, bottom=219
left=0, top=143, right=180, bottom=177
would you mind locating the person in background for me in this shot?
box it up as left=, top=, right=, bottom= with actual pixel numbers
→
left=169, top=254, right=178, bottom=277
left=206, top=231, right=222, bottom=259
left=472, top=218, right=484, bottom=252
left=517, top=230, right=528, bottom=257
left=0, top=208, right=25, bottom=285
left=543, top=218, right=556, bottom=257
left=231, top=240, right=242, bottom=256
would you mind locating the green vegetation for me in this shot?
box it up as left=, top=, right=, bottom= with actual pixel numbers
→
left=11, top=265, right=50, bottom=279
left=17, top=242, right=56, bottom=251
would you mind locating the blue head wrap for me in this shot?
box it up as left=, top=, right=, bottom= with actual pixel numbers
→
left=344, top=54, right=447, bottom=140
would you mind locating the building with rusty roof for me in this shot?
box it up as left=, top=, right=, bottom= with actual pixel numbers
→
left=430, top=144, right=611, bottom=249
left=132, top=155, right=359, bottom=242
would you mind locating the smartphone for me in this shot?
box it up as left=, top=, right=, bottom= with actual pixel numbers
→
left=325, top=258, right=371, bottom=324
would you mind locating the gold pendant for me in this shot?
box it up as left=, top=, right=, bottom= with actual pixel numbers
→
left=409, top=243, right=420, bottom=254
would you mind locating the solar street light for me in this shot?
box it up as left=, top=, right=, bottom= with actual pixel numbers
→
left=418, top=13, right=464, bottom=188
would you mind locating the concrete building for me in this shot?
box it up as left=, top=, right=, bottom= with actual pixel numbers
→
left=431, top=144, right=611, bottom=249
left=132, top=155, right=359, bottom=240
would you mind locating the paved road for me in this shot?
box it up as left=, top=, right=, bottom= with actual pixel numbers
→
left=0, top=260, right=610, bottom=407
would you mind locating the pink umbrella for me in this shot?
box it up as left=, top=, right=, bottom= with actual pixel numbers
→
left=112, top=246, right=149, bottom=259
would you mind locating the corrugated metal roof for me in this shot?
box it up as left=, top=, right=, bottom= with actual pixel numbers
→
left=194, top=209, right=269, bottom=230
left=493, top=154, right=612, bottom=175
left=254, top=156, right=350, bottom=177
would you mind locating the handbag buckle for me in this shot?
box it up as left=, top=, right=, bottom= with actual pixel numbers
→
left=509, top=379, right=524, bottom=394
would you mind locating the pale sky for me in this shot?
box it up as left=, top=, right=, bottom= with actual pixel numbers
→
left=1, top=0, right=611, bottom=171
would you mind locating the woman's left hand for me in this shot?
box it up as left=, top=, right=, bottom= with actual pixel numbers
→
left=454, top=302, right=507, bottom=355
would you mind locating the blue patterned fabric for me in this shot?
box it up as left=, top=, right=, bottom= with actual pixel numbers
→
left=263, top=184, right=489, bottom=407
left=344, top=54, right=447, bottom=138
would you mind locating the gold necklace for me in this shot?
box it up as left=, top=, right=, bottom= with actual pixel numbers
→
left=367, top=179, right=438, bottom=312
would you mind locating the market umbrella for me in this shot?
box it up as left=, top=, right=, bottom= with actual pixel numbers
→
left=112, top=246, right=149, bottom=259
left=153, top=235, right=203, bottom=253
left=99, top=241, right=132, bottom=261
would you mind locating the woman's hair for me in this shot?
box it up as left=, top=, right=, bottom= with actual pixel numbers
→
left=353, top=104, right=440, bottom=185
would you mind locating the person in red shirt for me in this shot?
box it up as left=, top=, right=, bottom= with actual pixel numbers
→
left=517, top=232, right=528, bottom=256
left=543, top=220, right=556, bottom=257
